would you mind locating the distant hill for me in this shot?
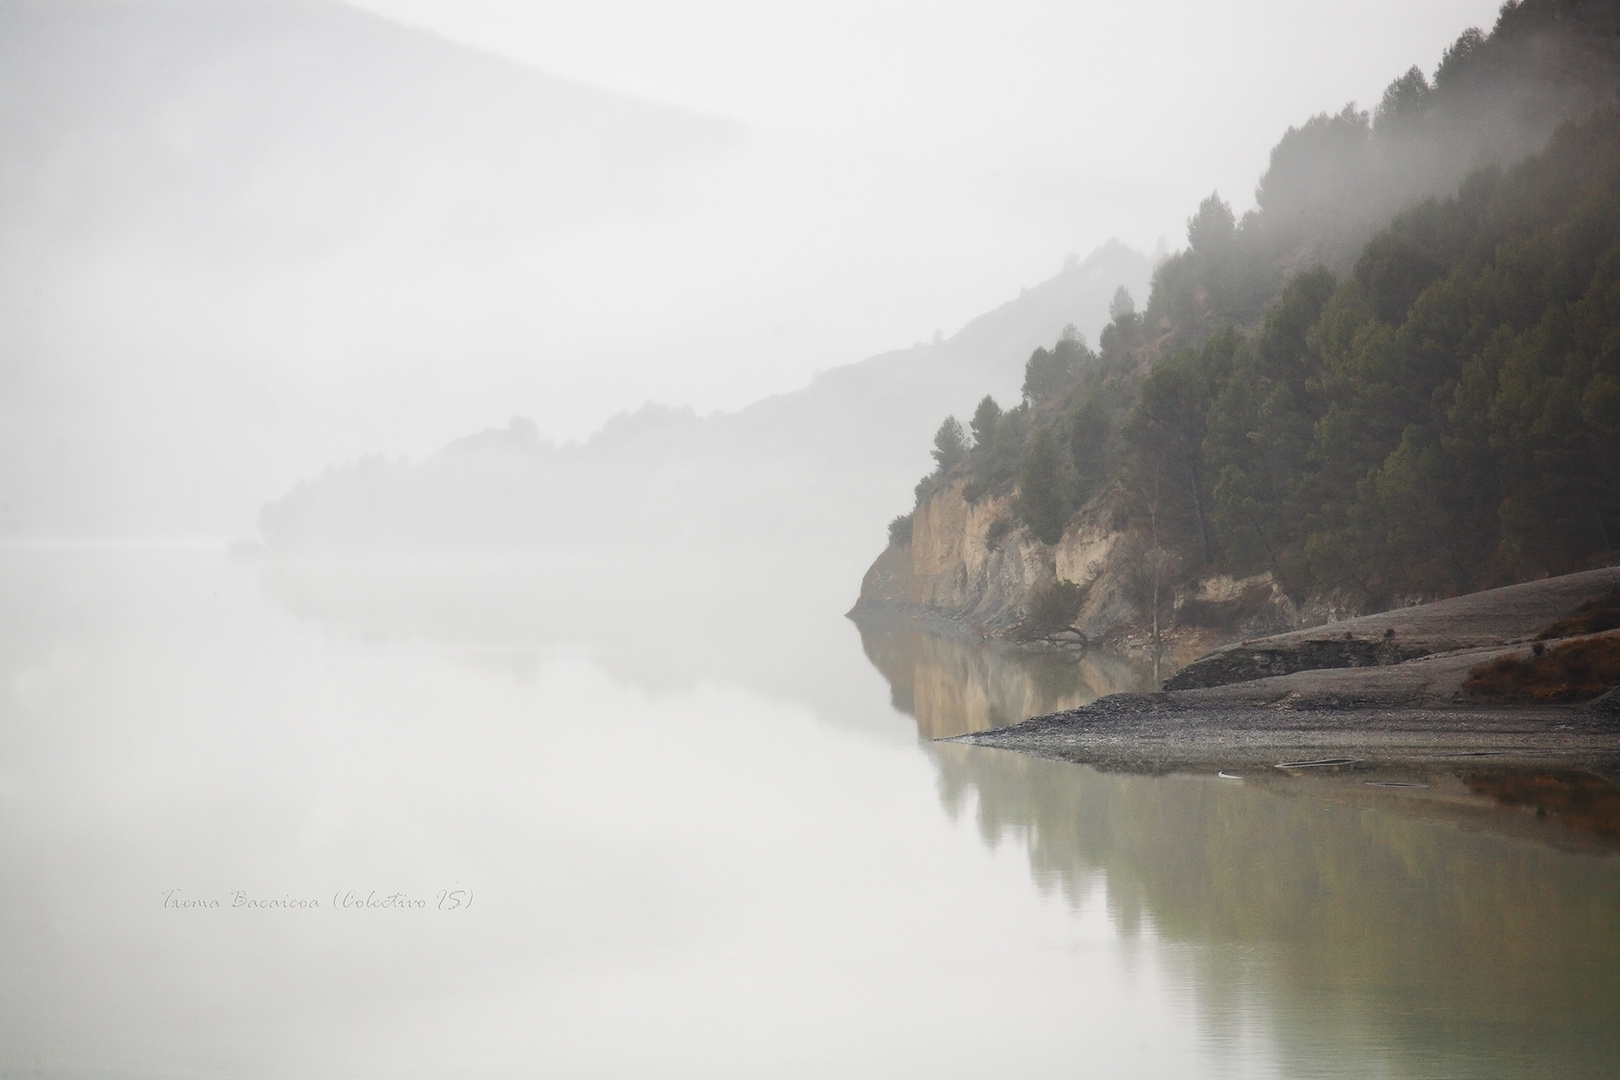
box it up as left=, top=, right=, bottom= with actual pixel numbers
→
left=258, top=239, right=1154, bottom=578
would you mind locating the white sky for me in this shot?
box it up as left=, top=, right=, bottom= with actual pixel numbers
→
left=329, top=0, right=1502, bottom=437
left=2, top=0, right=1513, bottom=534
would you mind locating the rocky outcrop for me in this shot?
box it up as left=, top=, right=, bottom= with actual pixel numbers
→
left=854, top=466, right=1620, bottom=688
left=1162, top=635, right=1430, bottom=691
left=851, top=482, right=1053, bottom=632
left=851, top=479, right=1297, bottom=650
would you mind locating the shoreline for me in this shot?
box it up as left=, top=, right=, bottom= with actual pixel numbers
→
left=944, top=693, right=1620, bottom=774
left=845, top=602, right=1215, bottom=668
left=943, top=567, right=1620, bottom=774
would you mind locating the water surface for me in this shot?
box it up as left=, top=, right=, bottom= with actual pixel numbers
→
left=0, top=547, right=1615, bottom=1078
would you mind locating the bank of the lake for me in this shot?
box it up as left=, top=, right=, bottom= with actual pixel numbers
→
left=950, top=567, right=1620, bottom=775
left=948, top=694, right=1620, bottom=775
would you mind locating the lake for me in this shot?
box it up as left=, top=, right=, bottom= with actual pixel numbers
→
left=1, top=545, right=1616, bottom=1078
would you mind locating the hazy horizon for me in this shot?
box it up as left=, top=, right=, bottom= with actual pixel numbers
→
left=0, top=0, right=1507, bottom=535
left=4, top=6, right=1619, bottom=1076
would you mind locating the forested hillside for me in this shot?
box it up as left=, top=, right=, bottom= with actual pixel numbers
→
left=876, top=0, right=1620, bottom=632
left=1145, top=0, right=1620, bottom=346
left=1139, top=110, right=1620, bottom=601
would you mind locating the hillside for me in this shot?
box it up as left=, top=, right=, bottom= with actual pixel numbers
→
left=854, top=0, right=1620, bottom=652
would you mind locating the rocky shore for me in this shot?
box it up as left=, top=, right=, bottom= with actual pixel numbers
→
left=949, top=567, right=1620, bottom=774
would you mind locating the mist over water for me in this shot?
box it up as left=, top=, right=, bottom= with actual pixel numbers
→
left=4, top=0, right=1619, bottom=1075
left=2, top=546, right=1616, bottom=1077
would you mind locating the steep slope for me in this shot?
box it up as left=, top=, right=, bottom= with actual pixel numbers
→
left=854, top=0, right=1620, bottom=652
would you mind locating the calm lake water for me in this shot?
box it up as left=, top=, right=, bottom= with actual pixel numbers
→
left=1, top=546, right=1617, bottom=1078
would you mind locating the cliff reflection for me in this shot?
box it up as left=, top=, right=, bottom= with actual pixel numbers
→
left=255, top=554, right=914, bottom=739
left=931, top=742, right=1620, bottom=1076
left=853, top=617, right=1156, bottom=737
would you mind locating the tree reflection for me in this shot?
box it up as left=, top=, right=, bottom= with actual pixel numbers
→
left=931, top=742, right=1620, bottom=1076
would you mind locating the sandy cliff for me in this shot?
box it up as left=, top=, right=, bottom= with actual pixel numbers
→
left=851, top=478, right=1292, bottom=655
left=853, top=483, right=1039, bottom=630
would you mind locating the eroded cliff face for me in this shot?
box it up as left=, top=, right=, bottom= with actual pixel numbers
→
left=854, top=482, right=1045, bottom=631
left=852, top=478, right=1306, bottom=652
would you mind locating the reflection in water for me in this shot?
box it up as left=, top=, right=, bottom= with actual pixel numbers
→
left=259, top=552, right=914, bottom=741
left=853, top=615, right=1156, bottom=737
left=932, top=744, right=1620, bottom=1077
left=857, top=611, right=1620, bottom=1074
left=1465, top=769, right=1620, bottom=841
left=3, top=548, right=1619, bottom=1077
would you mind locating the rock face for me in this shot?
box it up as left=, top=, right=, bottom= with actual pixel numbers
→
left=852, top=482, right=1049, bottom=631
left=1162, top=636, right=1430, bottom=691
left=854, top=470, right=1620, bottom=690
left=851, top=479, right=1291, bottom=648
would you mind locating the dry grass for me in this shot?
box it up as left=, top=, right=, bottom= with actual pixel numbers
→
left=1538, top=585, right=1620, bottom=639
left=1463, top=632, right=1620, bottom=703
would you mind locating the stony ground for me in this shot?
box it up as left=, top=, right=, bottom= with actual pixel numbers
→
left=951, top=567, right=1620, bottom=774
left=950, top=692, right=1620, bottom=773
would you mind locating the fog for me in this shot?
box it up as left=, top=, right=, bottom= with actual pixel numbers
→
left=6, top=6, right=1620, bottom=1075
left=0, top=0, right=1505, bottom=537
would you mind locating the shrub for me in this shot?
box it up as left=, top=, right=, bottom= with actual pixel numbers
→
left=1538, top=587, right=1620, bottom=640
left=888, top=513, right=914, bottom=546
left=1016, top=579, right=1090, bottom=641
left=1463, top=633, right=1620, bottom=702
